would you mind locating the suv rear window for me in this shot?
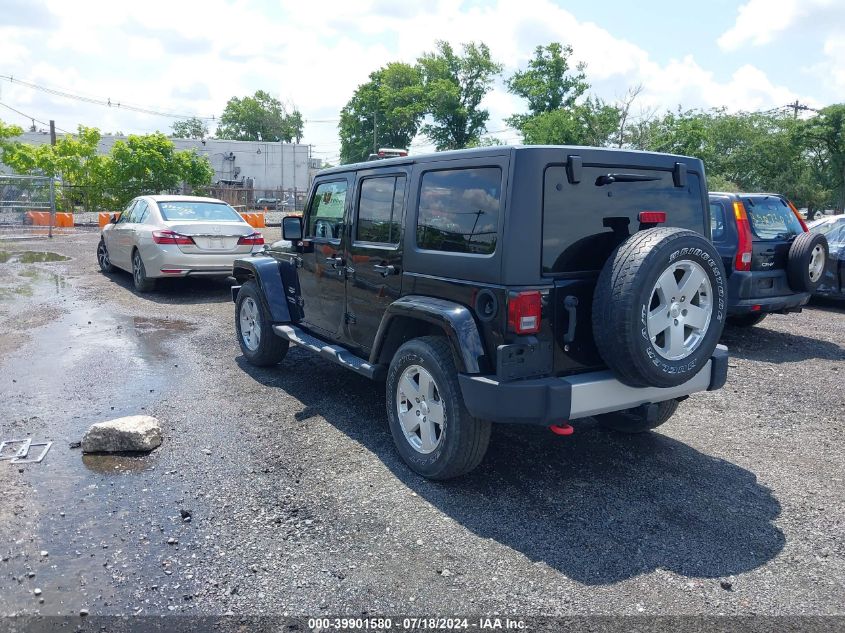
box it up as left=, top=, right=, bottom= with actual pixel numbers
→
left=417, top=167, right=501, bottom=255
left=743, top=196, right=803, bottom=240
left=543, top=166, right=705, bottom=274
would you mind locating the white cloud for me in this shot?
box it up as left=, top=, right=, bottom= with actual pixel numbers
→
left=718, top=0, right=845, bottom=97
left=0, top=0, right=828, bottom=158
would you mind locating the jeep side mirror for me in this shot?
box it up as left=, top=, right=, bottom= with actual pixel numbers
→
left=282, top=215, right=303, bottom=241
left=110, top=212, right=120, bottom=224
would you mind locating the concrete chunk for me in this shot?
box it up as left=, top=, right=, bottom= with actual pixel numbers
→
left=81, top=415, right=162, bottom=453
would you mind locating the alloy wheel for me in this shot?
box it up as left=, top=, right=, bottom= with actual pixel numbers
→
left=396, top=364, right=445, bottom=454
left=646, top=261, right=713, bottom=361
left=239, top=297, right=262, bottom=351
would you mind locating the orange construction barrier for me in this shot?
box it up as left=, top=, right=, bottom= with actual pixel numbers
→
left=98, top=211, right=121, bottom=228
left=55, top=213, right=74, bottom=227
left=239, top=211, right=266, bottom=228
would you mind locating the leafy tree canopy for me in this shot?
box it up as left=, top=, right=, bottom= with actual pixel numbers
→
left=217, top=90, right=304, bottom=143
left=171, top=116, right=209, bottom=140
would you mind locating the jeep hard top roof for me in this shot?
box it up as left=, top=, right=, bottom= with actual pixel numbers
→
left=317, top=145, right=702, bottom=176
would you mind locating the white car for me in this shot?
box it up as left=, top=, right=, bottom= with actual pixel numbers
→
left=97, top=195, right=264, bottom=292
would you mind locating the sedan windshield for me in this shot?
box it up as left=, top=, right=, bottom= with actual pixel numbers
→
left=158, top=201, right=243, bottom=222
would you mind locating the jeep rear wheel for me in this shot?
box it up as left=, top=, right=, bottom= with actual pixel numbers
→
left=595, top=399, right=680, bottom=434
left=386, top=336, right=491, bottom=480
left=236, top=280, right=289, bottom=366
left=592, top=227, right=727, bottom=388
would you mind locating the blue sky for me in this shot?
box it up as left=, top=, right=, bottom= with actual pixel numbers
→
left=0, top=0, right=842, bottom=163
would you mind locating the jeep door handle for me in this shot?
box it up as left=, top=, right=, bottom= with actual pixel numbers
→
left=373, top=264, right=397, bottom=277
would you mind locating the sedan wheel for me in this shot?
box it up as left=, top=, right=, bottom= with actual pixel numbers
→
left=132, top=250, right=155, bottom=293
left=97, top=238, right=113, bottom=273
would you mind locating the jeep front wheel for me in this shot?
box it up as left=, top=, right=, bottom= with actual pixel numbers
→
left=386, top=336, right=491, bottom=480
left=236, top=280, right=289, bottom=366
left=592, top=227, right=727, bottom=388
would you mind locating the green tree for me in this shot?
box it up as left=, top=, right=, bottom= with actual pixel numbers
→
left=417, top=41, right=503, bottom=150
left=339, top=62, right=426, bottom=164
left=171, top=116, right=209, bottom=139
left=803, top=104, right=845, bottom=211
left=217, top=90, right=304, bottom=142
left=107, top=132, right=213, bottom=206
left=518, top=97, right=621, bottom=146
left=505, top=42, right=587, bottom=129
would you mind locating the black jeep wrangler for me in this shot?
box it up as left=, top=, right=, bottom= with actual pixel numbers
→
left=232, top=146, right=729, bottom=480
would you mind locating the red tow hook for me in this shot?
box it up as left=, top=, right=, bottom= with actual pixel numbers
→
left=549, top=422, right=574, bottom=436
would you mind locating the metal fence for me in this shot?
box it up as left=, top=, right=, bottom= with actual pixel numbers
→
left=207, top=186, right=309, bottom=212
left=0, top=174, right=58, bottom=239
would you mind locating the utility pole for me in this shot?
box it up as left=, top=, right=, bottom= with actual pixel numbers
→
left=49, top=120, right=56, bottom=239
left=373, top=109, right=378, bottom=155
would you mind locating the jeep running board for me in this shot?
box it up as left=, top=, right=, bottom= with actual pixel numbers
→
left=273, top=324, right=385, bottom=380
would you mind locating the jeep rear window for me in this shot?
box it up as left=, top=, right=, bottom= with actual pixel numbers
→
left=743, top=196, right=803, bottom=240
left=417, top=167, right=501, bottom=255
left=542, top=166, right=705, bottom=274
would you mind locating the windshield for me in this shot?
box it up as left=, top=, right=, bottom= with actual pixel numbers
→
left=809, top=218, right=844, bottom=236
left=743, top=196, right=803, bottom=240
left=157, top=201, right=243, bottom=222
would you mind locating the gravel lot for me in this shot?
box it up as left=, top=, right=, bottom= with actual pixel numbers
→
left=0, top=230, right=843, bottom=622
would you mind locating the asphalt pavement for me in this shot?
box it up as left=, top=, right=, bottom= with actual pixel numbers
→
left=0, top=231, right=843, bottom=621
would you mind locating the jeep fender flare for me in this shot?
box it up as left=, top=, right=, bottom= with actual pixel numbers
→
left=371, top=296, right=486, bottom=374
left=232, top=256, right=300, bottom=324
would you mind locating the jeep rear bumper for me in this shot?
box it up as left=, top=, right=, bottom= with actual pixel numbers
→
left=458, top=345, right=728, bottom=425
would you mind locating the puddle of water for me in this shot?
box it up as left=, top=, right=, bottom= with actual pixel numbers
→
left=82, top=453, right=157, bottom=474
left=0, top=250, right=70, bottom=264
left=133, top=316, right=195, bottom=333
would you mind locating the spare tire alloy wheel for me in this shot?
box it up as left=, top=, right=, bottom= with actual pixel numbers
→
left=647, top=260, right=712, bottom=361
left=787, top=232, right=829, bottom=293
left=593, top=227, right=727, bottom=389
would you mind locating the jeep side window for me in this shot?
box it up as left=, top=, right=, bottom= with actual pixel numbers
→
left=710, top=202, right=726, bottom=241
left=306, top=181, right=347, bottom=240
left=416, top=167, right=501, bottom=255
left=357, top=175, right=406, bottom=244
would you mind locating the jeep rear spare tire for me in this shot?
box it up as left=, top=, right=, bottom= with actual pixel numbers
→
left=592, top=227, right=727, bottom=388
left=787, top=232, right=828, bottom=293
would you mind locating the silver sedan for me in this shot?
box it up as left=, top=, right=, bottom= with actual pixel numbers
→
left=97, top=195, right=264, bottom=292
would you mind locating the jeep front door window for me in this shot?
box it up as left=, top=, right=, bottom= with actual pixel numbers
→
left=299, top=179, right=350, bottom=337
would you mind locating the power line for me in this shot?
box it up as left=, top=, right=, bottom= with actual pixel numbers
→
left=0, top=74, right=217, bottom=121
left=0, top=101, right=73, bottom=134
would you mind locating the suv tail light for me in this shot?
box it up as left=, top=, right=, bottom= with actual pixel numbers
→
left=238, top=232, right=265, bottom=246
left=733, top=201, right=753, bottom=271
left=507, top=291, right=542, bottom=334
left=786, top=199, right=809, bottom=232
left=152, top=230, right=194, bottom=245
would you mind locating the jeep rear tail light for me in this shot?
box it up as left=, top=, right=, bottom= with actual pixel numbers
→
left=507, top=291, right=542, bottom=334
left=152, top=230, right=194, bottom=245
left=733, top=201, right=753, bottom=272
left=238, top=232, right=265, bottom=245
left=786, top=199, right=809, bottom=232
